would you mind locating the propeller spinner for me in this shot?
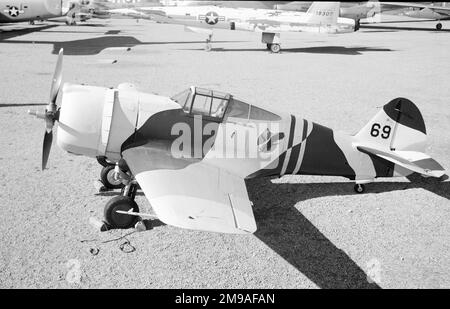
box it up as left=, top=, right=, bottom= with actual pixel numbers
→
left=28, top=48, right=64, bottom=170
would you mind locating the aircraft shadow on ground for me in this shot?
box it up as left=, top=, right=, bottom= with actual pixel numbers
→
left=181, top=46, right=393, bottom=55
left=0, top=103, right=47, bottom=108
left=246, top=175, right=449, bottom=289
left=0, top=35, right=245, bottom=55
left=0, top=24, right=58, bottom=41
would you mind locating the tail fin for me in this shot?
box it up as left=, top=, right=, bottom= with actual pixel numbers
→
left=355, top=98, right=447, bottom=179
left=355, top=98, right=427, bottom=152
left=304, top=2, right=340, bottom=25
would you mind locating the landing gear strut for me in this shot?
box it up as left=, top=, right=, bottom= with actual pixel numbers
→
left=205, top=33, right=213, bottom=51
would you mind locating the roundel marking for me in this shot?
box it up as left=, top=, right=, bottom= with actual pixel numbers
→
left=205, top=11, right=219, bottom=25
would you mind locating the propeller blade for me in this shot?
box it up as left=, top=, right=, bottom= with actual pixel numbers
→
left=49, top=48, right=64, bottom=109
left=42, top=130, right=53, bottom=170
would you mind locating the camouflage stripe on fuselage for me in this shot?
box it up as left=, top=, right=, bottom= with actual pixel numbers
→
left=121, top=110, right=398, bottom=181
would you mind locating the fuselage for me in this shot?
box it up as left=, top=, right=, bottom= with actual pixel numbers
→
left=0, top=0, right=64, bottom=23
left=56, top=84, right=404, bottom=185
left=123, top=5, right=355, bottom=34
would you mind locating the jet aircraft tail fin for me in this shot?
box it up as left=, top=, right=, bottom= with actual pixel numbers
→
left=304, top=2, right=340, bottom=25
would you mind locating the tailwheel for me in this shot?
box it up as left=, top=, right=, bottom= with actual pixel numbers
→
left=100, top=165, right=124, bottom=189
left=104, top=196, right=139, bottom=229
left=270, top=43, right=281, bottom=53
left=436, top=23, right=442, bottom=30
left=354, top=183, right=366, bottom=194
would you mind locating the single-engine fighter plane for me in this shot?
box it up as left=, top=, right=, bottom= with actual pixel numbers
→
left=29, top=49, right=447, bottom=234
left=110, top=1, right=358, bottom=53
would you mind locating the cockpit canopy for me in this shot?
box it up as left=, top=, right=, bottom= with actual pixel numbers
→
left=171, top=86, right=281, bottom=122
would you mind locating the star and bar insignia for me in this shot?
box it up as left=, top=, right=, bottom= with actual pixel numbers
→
left=199, top=11, right=225, bottom=25
left=4, top=5, right=24, bottom=17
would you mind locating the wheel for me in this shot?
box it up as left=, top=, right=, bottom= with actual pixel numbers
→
left=104, top=196, right=139, bottom=229
left=266, top=43, right=272, bottom=50
left=29, top=20, right=35, bottom=25
left=270, top=43, right=281, bottom=53
left=205, top=43, right=212, bottom=52
left=354, top=183, right=366, bottom=194
left=100, top=165, right=123, bottom=189
left=436, top=23, right=442, bottom=30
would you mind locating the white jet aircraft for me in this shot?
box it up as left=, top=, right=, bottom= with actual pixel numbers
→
left=110, top=2, right=358, bottom=53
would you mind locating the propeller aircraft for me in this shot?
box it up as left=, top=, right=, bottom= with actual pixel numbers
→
left=28, top=49, right=447, bottom=234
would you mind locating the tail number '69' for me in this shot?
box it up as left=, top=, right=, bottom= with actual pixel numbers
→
left=371, top=123, right=391, bottom=139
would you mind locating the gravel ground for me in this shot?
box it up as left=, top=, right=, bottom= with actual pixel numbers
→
left=0, top=17, right=449, bottom=289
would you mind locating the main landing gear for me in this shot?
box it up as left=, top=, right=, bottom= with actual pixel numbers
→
left=104, top=182, right=140, bottom=229
left=97, top=156, right=124, bottom=189
left=436, top=22, right=443, bottom=30
left=353, top=183, right=366, bottom=194
left=266, top=43, right=281, bottom=53
left=100, top=165, right=123, bottom=189
left=100, top=158, right=141, bottom=229
left=261, top=32, right=282, bottom=53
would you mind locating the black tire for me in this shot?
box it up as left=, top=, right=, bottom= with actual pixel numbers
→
left=104, top=196, right=139, bottom=229
left=436, top=23, right=442, bottom=30
left=354, top=184, right=366, bottom=194
left=270, top=43, right=281, bottom=53
left=100, top=165, right=123, bottom=189
left=266, top=43, right=272, bottom=50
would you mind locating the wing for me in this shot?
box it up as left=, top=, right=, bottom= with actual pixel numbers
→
left=122, top=144, right=257, bottom=234
left=356, top=144, right=447, bottom=178
left=382, top=2, right=450, bottom=17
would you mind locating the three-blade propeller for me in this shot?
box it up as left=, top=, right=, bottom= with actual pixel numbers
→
left=28, top=48, right=64, bottom=170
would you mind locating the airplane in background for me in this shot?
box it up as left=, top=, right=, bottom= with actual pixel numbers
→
left=0, top=0, right=90, bottom=25
left=109, top=2, right=358, bottom=53
left=155, top=1, right=450, bottom=30
left=159, top=1, right=382, bottom=23
left=382, top=2, right=450, bottom=30
left=28, top=49, right=447, bottom=233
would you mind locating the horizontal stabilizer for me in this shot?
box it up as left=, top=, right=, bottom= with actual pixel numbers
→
left=356, top=144, right=446, bottom=178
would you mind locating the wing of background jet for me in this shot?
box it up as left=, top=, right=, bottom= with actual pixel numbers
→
left=382, top=2, right=450, bottom=17
left=122, top=143, right=257, bottom=234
